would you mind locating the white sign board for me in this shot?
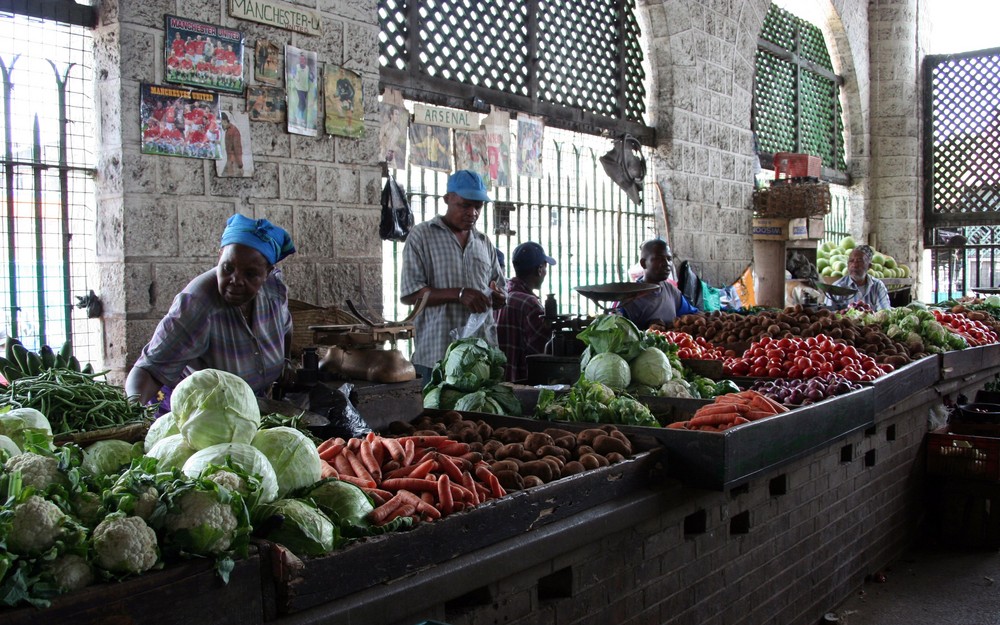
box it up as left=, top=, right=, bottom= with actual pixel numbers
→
left=413, top=103, right=480, bottom=130
left=228, top=0, right=321, bottom=36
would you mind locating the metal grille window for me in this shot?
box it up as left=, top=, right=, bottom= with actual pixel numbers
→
left=923, top=47, right=1000, bottom=300
left=0, top=12, right=101, bottom=364
left=381, top=108, right=656, bottom=330
left=753, top=4, right=847, bottom=180
left=378, top=0, right=651, bottom=143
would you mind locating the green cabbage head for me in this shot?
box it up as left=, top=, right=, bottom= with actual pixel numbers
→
left=144, top=412, right=179, bottom=453
left=82, top=439, right=142, bottom=477
left=584, top=352, right=631, bottom=390
left=0, top=407, right=53, bottom=450
left=172, top=369, right=261, bottom=450
left=629, top=348, right=672, bottom=387
left=146, top=433, right=197, bottom=471
left=181, top=442, right=279, bottom=504
left=253, top=498, right=339, bottom=557
left=251, top=426, right=322, bottom=498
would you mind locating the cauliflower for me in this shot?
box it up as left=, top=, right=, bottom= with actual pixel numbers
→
left=71, top=491, right=105, bottom=527
left=92, top=514, right=159, bottom=575
left=206, top=470, right=247, bottom=495
left=130, top=486, right=160, bottom=521
left=46, top=553, right=94, bottom=593
left=164, top=489, right=239, bottom=555
left=5, top=452, right=68, bottom=491
left=8, top=495, right=66, bottom=555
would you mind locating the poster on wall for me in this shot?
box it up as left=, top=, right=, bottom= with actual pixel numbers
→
left=324, top=65, right=364, bottom=138
left=484, top=107, right=511, bottom=188
left=379, top=102, right=408, bottom=169
left=516, top=113, right=544, bottom=179
left=215, top=109, right=254, bottom=177
left=254, top=38, right=283, bottom=86
left=164, top=15, right=245, bottom=94
left=408, top=123, right=452, bottom=172
left=285, top=45, right=320, bottom=137
left=454, top=129, right=490, bottom=183
left=139, top=83, right=222, bottom=159
left=246, top=85, right=286, bottom=122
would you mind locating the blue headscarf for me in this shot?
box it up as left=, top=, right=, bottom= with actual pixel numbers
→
left=219, top=214, right=296, bottom=265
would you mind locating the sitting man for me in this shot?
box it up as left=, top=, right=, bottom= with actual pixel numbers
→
left=615, top=238, right=698, bottom=330
left=495, top=241, right=556, bottom=382
left=828, top=244, right=890, bottom=311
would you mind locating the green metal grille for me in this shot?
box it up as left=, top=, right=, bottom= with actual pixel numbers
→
left=379, top=0, right=648, bottom=137
left=753, top=5, right=846, bottom=172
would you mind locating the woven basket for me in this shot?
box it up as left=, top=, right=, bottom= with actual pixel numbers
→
left=752, top=181, right=831, bottom=219
left=289, top=299, right=364, bottom=357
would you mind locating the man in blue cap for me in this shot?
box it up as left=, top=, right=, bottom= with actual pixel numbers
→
left=401, top=170, right=507, bottom=382
left=126, top=214, right=296, bottom=405
left=495, top=241, right=556, bottom=382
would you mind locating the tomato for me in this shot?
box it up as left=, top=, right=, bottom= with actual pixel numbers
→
left=802, top=366, right=817, bottom=377
left=777, top=337, right=793, bottom=349
left=879, top=363, right=895, bottom=374
left=787, top=366, right=802, bottom=378
left=767, top=366, right=783, bottom=378
left=753, top=355, right=769, bottom=367
left=766, top=349, right=784, bottom=360
left=843, top=370, right=861, bottom=381
left=751, top=366, right=767, bottom=377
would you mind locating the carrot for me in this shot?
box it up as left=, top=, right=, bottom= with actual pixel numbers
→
left=403, top=439, right=416, bottom=466
left=333, top=452, right=355, bottom=477
left=438, top=441, right=471, bottom=457
left=368, top=492, right=407, bottom=525
left=688, top=411, right=741, bottom=427
left=337, top=473, right=376, bottom=489
left=755, top=393, right=789, bottom=414
left=746, top=409, right=776, bottom=421
left=383, top=457, right=436, bottom=481
left=319, top=442, right=345, bottom=462
left=436, top=453, right=465, bottom=484
left=360, top=439, right=382, bottom=482
left=346, top=437, right=362, bottom=452
left=667, top=421, right=689, bottom=429
left=383, top=437, right=406, bottom=463
left=395, top=435, right=451, bottom=448
left=475, top=465, right=505, bottom=499
left=383, top=502, right=418, bottom=525
left=319, top=459, right=338, bottom=478
left=695, top=402, right=749, bottom=417
left=437, top=473, right=454, bottom=514
left=460, top=471, right=479, bottom=503
left=396, top=489, right=442, bottom=519
left=362, top=487, right=394, bottom=506
left=316, top=438, right=336, bottom=455
left=380, top=477, right=440, bottom=492
left=342, top=448, right=375, bottom=485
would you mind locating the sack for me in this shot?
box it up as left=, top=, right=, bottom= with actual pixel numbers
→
left=379, top=174, right=413, bottom=241
left=600, top=134, right=646, bottom=204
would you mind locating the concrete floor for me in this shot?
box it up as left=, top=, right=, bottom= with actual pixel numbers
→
left=830, top=543, right=1000, bottom=625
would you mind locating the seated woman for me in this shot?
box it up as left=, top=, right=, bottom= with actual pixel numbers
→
left=125, top=214, right=296, bottom=405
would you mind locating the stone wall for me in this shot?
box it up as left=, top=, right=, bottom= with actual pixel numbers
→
left=93, top=0, right=383, bottom=381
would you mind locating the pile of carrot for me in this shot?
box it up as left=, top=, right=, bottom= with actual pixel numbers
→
left=315, top=431, right=506, bottom=526
left=666, top=389, right=788, bottom=432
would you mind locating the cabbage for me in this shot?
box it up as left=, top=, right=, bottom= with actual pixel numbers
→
left=577, top=314, right=643, bottom=360
left=629, top=348, right=672, bottom=387
left=584, top=352, right=631, bottom=390
left=144, top=412, right=179, bottom=452
left=454, top=390, right=503, bottom=414
left=172, top=369, right=261, bottom=450
left=146, top=433, right=197, bottom=471
left=0, top=434, right=20, bottom=460
left=439, top=338, right=506, bottom=391
left=253, top=498, right=339, bottom=556
left=0, top=407, right=53, bottom=449
left=985, top=295, right=1000, bottom=307
left=82, top=440, right=142, bottom=477
left=182, top=442, right=279, bottom=504
left=251, top=427, right=322, bottom=498
left=302, top=478, right=375, bottom=534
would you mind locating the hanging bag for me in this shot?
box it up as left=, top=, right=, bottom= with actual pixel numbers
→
left=600, top=133, right=646, bottom=205
left=379, top=174, right=414, bottom=242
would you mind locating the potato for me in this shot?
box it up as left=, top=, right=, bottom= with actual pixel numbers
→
left=491, top=459, right=522, bottom=473
left=593, top=434, right=631, bottom=457
left=520, top=460, right=554, bottom=482
left=543, top=427, right=574, bottom=439
left=605, top=452, right=625, bottom=464
left=494, top=470, right=525, bottom=491
left=575, top=444, right=596, bottom=459
left=496, top=443, right=525, bottom=461
left=536, top=444, right=571, bottom=461
left=576, top=428, right=607, bottom=447
left=482, top=439, right=503, bottom=456
left=477, top=421, right=494, bottom=440
left=498, top=427, right=531, bottom=444
left=524, top=432, right=555, bottom=453
left=522, top=475, right=545, bottom=488
left=578, top=453, right=603, bottom=470
left=561, top=461, right=586, bottom=476
left=553, top=435, right=577, bottom=451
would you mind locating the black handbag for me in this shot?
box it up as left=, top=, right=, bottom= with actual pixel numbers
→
left=600, top=133, right=646, bottom=205
left=379, top=174, right=414, bottom=242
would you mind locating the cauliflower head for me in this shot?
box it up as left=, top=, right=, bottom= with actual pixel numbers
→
left=164, top=489, right=239, bottom=555
left=5, top=452, right=68, bottom=491
left=8, top=495, right=66, bottom=555
left=206, top=470, right=247, bottom=495
left=92, top=514, right=159, bottom=575
left=46, top=553, right=94, bottom=593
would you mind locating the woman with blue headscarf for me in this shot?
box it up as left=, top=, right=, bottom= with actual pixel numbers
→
left=125, top=214, right=297, bottom=404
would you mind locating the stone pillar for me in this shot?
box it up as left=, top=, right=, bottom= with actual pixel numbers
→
left=868, top=0, right=923, bottom=273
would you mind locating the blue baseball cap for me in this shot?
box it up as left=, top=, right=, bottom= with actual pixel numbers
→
left=512, top=241, right=556, bottom=271
left=447, top=170, right=491, bottom=202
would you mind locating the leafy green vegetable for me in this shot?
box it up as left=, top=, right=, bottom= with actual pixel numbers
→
left=250, top=427, right=322, bottom=499
left=584, top=352, right=631, bottom=389
left=143, top=412, right=179, bottom=453
left=81, top=440, right=142, bottom=478
left=172, top=369, right=261, bottom=451
left=629, top=348, right=672, bottom=388
left=253, top=498, right=339, bottom=557
left=145, top=434, right=196, bottom=472
left=577, top=314, right=643, bottom=360
left=0, top=409, right=52, bottom=451
left=181, top=442, right=279, bottom=504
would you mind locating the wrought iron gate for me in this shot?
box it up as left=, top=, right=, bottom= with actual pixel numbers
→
left=923, top=47, right=1000, bottom=301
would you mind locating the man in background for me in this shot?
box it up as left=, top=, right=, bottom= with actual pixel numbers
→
left=616, top=239, right=698, bottom=330
left=495, top=241, right=556, bottom=382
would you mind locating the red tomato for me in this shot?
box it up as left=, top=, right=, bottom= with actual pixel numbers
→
left=751, top=366, right=767, bottom=377
left=767, top=366, right=783, bottom=378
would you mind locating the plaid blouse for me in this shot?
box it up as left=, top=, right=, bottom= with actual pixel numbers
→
left=400, top=215, right=505, bottom=369
left=133, top=268, right=291, bottom=395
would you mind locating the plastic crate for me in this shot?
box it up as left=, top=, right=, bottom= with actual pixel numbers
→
left=926, top=424, right=1000, bottom=482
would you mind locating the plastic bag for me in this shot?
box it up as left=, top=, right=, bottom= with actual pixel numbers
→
left=700, top=282, right=722, bottom=312
left=449, top=311, right=490, bottom=341
left=305, top=382, right=372, bottom=440
left=379, top=174, right=413, bottom=242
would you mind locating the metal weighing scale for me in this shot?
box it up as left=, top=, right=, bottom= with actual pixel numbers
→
left=575, top=281, right=660, bottom=311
